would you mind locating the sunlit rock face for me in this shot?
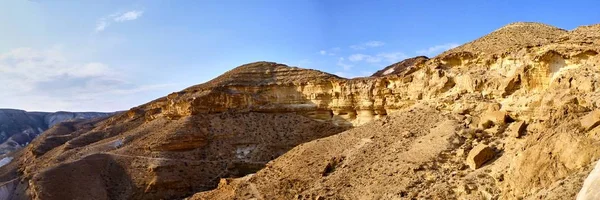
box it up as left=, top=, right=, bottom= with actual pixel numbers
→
left=140, top=42, right=600, bottom=127
left=186, top=23, right=600, bottom=200
left=2, top=22, right=600, bottom=200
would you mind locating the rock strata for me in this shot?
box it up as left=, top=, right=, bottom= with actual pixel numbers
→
left=1, top=22, right=600, bottom=200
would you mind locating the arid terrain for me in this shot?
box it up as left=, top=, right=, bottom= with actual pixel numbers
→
left=1, top=22, right=600, bottom=200
left=0, top=110, right=113, bottom=156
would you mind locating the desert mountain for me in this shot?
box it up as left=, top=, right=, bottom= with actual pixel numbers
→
left=0, top=109, right=113, bottom=155
left=191, top=22, right=600, bottom=199
left=1, top=22, right=600, bottom=200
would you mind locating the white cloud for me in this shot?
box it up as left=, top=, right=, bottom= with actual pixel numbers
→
left=348, top=54, right=368, bottom=62
left=114, top=10, right=144, bottom=22
left=95, top=10, right=144, bottom=32
left=332, top=51, right=407, bottom=79
left=347, top=52, right=407, bottom=63
left=0, top=47, right=171, bottom=111
left=318, top=47, right=340, bottom=56
left=350, top=41, right=385, bottom=50
left=95, top=21, right=108, bottom=32
left=416, top=43, right=459, bottom=56
left=365, top=41, right=385, bottom=47
left=336, top=57, right=352, bottom=70
left=377, top=52, right=409, bottom=63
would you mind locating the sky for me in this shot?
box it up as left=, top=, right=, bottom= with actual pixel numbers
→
left=1, top=0, right=599, bottom=112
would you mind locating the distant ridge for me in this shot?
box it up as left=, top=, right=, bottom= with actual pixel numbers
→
left=0, top=109, right=113, bottom=155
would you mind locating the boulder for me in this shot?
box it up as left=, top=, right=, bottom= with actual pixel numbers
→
left=479, top=111, right=509, bottom=128
left=581, top=110, right=600, bottom=131
left=466, top=144, right=496, bottom=169
left=484, top=125, right=502, bottom=136
left=508, top=121, right=526, bottom=138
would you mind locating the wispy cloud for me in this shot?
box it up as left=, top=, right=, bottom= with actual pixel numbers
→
left=350, top=41, right=385, bottom=50
left=95, top=21, right=109, bottom=32
left=318, top=47, right=340, bottom=56
left=114, top=10, right=144, bottom=22
left=348, top=52, right=407, bottom=63
left=336, top=57, right=353, bottom=70
left=95, top=10, right=144, bottom=32
left=0, top=47, right=171, bottom=111
left=321, top=41, right=406, bottom=78
left=416, top=43, right=459, bottom=56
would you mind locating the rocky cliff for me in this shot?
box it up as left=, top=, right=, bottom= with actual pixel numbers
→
left=189, top=22, right=600, bottom=199
left=0, top=22, right=599, bottom=200
left=0, top=109, right=113, bottom=155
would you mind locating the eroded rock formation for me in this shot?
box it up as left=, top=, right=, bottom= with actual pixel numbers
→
left=189, top=23, right=600, bottom=199
left=0, top=22, right=599, bottom=200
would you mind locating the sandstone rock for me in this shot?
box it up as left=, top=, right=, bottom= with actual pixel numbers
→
left=466, top=144, right=496, bottom=169
left=5, top=22, right=600, bottom=200
left=188, top=23, right=600, bottom=200
left=479, top=111, right=509, bottom=128
left=507, top=121, right=526, bottom=138
left=458, top=128, right=476, bottom=139
left=581, top=110, right=600, bottom=131
left=487, top=103, right=502, bottom=111
left=578, top=160, right=600, bottom=200
left=484, top=126, right=502, bottom=136
left=456, top=148, right=467, bottom=157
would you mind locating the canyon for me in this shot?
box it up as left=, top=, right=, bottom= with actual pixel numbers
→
left=0, top=109, right=113, bottom=156
left=0, top=22, right=599, bottom=199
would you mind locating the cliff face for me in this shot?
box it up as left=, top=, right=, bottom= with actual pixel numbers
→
left=1, top=22, right=600, bottom=200
left=190, top=23, right=600, bottom=199
left=141, top=40, right=599, bottom=128
left=0, top=109, right=113, bottom=155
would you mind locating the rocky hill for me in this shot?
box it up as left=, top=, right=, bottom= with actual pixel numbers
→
left=0, top=109, right=113, bottom=155
left=0, top=22, right=600, bottom=200
left=371, top=56, right=429, bottom=77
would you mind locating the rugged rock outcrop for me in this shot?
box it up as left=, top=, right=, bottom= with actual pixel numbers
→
left=189, top=22, right=600, bottom=199
left=0, top=22, right=600, bottom=200
left=0, top=109, right=113, bottom=155
left=371, top=56, right=429, bottom=77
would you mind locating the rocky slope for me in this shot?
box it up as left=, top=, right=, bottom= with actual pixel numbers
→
left=0, top=22, right=599, bottom=200
left=0, top=109, right=113, bottom=155
left=190, top=22, right=600, bottom=199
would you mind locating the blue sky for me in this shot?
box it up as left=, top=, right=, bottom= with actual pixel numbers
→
left=1, top=0, right=599, bottom=112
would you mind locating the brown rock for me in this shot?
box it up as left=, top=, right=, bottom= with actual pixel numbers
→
left=488, top=103, right=502, bottom=111
left=466, top=144, right=496, bottom=169
left=484, top=125, right=502, bottom=136
left=508, top=121, right=527, bottom=138
left=479, top=111, right=509, bottom=128
left=581, top=110, right=600, bottom=131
